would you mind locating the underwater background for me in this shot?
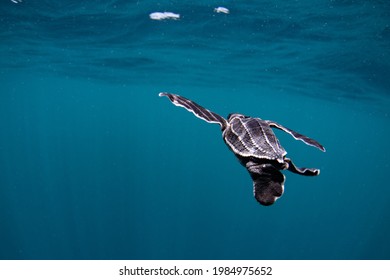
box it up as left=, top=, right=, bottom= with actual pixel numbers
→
left=1, top=0, right=389, bottom=260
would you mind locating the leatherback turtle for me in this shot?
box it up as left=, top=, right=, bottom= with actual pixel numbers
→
left=159, top=92, right=325, bottom=206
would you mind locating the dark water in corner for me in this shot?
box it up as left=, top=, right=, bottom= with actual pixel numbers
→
left=0, top=0, right=389, bottom=260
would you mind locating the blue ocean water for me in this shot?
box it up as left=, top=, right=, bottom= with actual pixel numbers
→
left=1, top=0, right=389, bottom=260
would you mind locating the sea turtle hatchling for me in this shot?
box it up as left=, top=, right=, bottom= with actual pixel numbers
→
left=159, top=92, right=325, bottom=206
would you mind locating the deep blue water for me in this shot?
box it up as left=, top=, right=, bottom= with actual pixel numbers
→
left=1, top=0, right=389, bottom=260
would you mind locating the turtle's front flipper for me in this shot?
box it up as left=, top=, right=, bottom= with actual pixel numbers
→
left=159, top=92, right=228, bottom=130
left=285, top=158, right=320, bottom=176
left=266, top=121, right=325, bottom=152
left=246, top=161, right=285, bottom=206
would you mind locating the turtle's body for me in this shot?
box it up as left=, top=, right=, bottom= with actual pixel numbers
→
left=223, top=114, right=287, bottom=165
left=159, top=92, right=325, bottom=206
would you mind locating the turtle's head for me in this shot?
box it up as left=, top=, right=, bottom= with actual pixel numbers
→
left=227, top=113, right=248, bottom=122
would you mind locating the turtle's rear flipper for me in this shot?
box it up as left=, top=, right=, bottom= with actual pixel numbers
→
left=285, top=158, right=320, bottom=176
left=246, top=162, right=285, bottom=206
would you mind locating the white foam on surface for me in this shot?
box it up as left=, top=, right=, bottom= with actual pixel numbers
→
left=214, top=7, right=230, bottom=14
left=149, top=12, right=180, bottom=21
